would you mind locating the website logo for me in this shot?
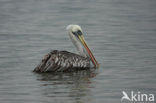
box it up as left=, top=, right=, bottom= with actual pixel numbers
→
left=121, top=91, right=154, bottom=102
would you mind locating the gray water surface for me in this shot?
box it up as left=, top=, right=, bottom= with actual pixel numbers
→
left=0, top=0, right=156, bottom=103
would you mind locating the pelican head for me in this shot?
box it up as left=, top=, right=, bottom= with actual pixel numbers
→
left=66, top=24, right=99, bottom=68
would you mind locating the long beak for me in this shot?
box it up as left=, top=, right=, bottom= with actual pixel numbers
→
left=78, top=35, right=99, bottom=68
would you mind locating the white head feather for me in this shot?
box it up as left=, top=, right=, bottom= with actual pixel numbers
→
left=66, top=24, right=82, bottom=32
left=66, top=24, right=87, bottom=57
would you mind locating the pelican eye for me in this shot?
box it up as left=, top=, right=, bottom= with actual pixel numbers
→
left=77, top=30, right=82, bottom=35
left=72, top=30, right=82, bottom=36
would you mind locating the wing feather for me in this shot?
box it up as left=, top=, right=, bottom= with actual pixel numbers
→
left=33, top=50, right=90, bottom=72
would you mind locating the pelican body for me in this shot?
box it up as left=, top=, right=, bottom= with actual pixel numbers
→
left=34, top=25, right=99, bottom=72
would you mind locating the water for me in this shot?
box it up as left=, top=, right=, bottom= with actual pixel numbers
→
left=0, top=0, right=156, bottom=103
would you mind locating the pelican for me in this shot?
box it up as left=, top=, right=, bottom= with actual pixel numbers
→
left=33, top=24, right=99, bottom=72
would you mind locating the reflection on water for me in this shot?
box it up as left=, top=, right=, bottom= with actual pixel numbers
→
left=34, top=70, right=97, bottom=103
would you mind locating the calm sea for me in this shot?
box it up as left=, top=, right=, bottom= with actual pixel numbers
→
left=0, top=0, right=156, bottom=103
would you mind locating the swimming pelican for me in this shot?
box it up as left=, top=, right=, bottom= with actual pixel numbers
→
left=33, top=24, right=99, bottom=72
